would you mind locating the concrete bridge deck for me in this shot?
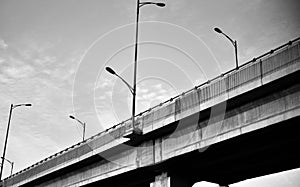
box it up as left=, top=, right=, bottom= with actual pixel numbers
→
left=1, top=37, right=300, bottom=187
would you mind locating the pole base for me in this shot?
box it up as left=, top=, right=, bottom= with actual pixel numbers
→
left=123, top=127, right=143, bottom=139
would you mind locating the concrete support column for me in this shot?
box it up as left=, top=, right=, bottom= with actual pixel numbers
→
left=151, top=172, right=194, bottom=187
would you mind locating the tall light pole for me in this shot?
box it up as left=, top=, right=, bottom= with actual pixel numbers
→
left=0, top=157, right=13, bottom=177
left=214, top=27, right=239, bottom=69
left=69, top=115, right=86, bottom=141
left=106, top=1, right=165, bottom=139
left=0, top=103, right=32, bottom=180
left=105, top=67, right=138, bottom=137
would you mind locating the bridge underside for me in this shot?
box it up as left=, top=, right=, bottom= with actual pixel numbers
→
left=86, top=115, right=300, bottom=187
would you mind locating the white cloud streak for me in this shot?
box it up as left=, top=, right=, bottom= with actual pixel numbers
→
left=0, top=38, right=8, bottom=49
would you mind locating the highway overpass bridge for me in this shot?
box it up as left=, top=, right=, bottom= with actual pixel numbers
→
left=1, top=37, right=300, bottom=187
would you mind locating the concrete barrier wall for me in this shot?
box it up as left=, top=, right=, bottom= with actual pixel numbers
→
left=263, top=42, right=300, bottom=75
left=262, top=42, right=300, bottom=84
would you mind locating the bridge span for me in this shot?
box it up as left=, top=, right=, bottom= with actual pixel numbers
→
left=1, top=38, right=300, bottom=187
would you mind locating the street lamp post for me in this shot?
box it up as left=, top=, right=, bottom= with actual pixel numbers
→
left=0, top=157, right=14, bottom=177
left=214, top=27, right=239, bottom=69
left=69, top=115, right=86, bottom=142
left=105, top=67, right=138, bottom=138
left=106, top=1, right=165, bottom=139
left=0, top=103, right=32, bottom=180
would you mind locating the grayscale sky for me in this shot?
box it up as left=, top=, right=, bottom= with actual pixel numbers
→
left=0, top=0, right=299, bottom=186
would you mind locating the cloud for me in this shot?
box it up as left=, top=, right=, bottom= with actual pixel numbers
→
left=137, top=83, right=178, bottom=110
left=0, top=38, right=8, bottom=49
left=152, top=83, right=162, bottom=89
left=139, top=87, right=149, bottom=93
left=95, top=77, right=114, bottom=89
left=0, top=39, right=62, bottom=85
left=3, top=65, right=35, bottom=79
left=34, top=55, right=57, bottom=65
left=6, top=39, right=83, bottom=88
left=0, top=38, right=82, bottom=175
left=0, top=55, right=36, bottom=83
left=0, top=57, right=5, bottom=64
left=0, top=74, right=11, bottom=83
left=194, top=77, right=206, bottom=86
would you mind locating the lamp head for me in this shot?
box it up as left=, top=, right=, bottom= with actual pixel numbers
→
left=69, top=115, right=75, bottom=119
left=156, top=3, right=165, bottom=7
left=214, top=27, right=223, bottom=34
left=25, top=104, right=32, bottom=107
left=105, top=67, right=116, bottom=75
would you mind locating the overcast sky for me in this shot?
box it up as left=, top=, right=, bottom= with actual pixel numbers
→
left=0, top=0, right=300, bottom=186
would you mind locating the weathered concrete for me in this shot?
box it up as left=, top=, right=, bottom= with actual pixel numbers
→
left=1, top=39, right=300, bottom=187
